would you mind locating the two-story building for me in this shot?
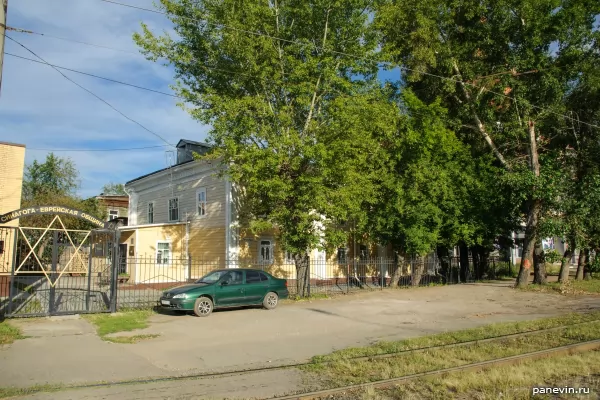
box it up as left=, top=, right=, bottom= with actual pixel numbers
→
left=119, top=139, right=394, bottom=285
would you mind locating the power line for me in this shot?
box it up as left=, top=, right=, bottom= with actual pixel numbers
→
left=97, top=0, right=600, bottom=131
left=5, top=26, right=258, bottom=79
left=27, top=144, right=172, bottom=152
left=6, top=52, right=183, bottom=99
left=5, top=35, right=175, bottom=147
left=4, top=24, right=139, bottom=54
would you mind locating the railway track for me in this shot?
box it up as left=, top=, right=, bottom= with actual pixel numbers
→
left=272, top=339, right=600, bottom=400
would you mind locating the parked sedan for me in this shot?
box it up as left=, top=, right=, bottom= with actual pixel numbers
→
left=159, top=269, right=289, bottom=317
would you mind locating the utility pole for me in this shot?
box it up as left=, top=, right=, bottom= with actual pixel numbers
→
left=0, top=0, right=8, bottom=96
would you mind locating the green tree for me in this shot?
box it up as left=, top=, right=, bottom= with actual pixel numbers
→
left=375, top=0, right=599, bottom=287
left=21, top=154, right=105, bottom=229
left=23, top=153, right=78, bottom=201
left=134, top=0, right=395, bottom=295
left=101, top=182, right=127, bottom=196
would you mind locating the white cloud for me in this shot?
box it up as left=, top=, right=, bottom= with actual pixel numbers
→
left=0, top=0, right=210, bottom=198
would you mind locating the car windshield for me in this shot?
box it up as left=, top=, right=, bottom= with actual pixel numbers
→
left=195, top=271, right=228, bottom=284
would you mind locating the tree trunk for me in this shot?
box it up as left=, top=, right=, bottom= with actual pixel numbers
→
left=388, top=252, right=402, bottom=288
left=558, top=248, right=573, bottom=284
left=436, top=246, right=450, bottom=283
left=583, top=249, right=592, bottom=280
left=515, top=121, right=541, bottom=289
left=533, top=239, right=547, bottom=285
left=575, top=250, right=586, bottom=281
left=411, top=256, right=425, bottom=286
left=294, top=252, right=310, bottom=297
left=459, top=241, right=469, bottom=282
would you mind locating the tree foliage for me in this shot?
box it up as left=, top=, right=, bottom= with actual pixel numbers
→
left=20, top=154, right=105, bottom=229
left=101, top=182, right=127, bottom=196
left=134, top=0, right=397, bottom=294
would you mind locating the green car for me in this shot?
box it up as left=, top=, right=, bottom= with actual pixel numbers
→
left=159, top=269, right=289, bottom=317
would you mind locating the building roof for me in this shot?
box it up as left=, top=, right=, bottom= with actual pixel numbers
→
left=176, top=139, right=212, bottom=149
left=125, top=139, right=213, bottom=186
left=125, top=159, right=194, bottom=185
left=0, top=141, right=26, bottom=148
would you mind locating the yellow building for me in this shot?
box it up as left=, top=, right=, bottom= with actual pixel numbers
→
left=119, top=139, right=399, bottom=287
left=0, top=142, right=26, bottom=293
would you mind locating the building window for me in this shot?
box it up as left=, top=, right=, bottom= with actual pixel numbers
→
left=284, top=251, right=294, bottom=264
left=197, top=187, right=207, bottom=217
left=0, top=240, right=4, bottom=255
left=148, top=202, right=154, bottom=224
left=337, top=248, right=347, bottom=264
left=259, top=240, right=273, bottom=264
left=168, top=198, right=179, bottom=222
left=108, top=210, right=119, bottom=220
left=359, top=244, right=368, bottom=260
left=156, top=242, right=171, bottom=265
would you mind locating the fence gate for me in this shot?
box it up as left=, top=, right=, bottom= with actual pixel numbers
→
left=0, top=207, right=119, bottom=317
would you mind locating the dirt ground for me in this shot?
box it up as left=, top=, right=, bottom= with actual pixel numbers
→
left=2, top=282, right=600, bottom=399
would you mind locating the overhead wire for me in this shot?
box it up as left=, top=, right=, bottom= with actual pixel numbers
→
left=27, top=144, right=172, bottom=152
left=6, top=52, right=184, bottom=99
left=97, top=0, right=600, bottom=131
left=5, top=35, right=175, bottom=147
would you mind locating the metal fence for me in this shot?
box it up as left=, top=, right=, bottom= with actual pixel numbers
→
left=114, top=253, right=492, bottom=309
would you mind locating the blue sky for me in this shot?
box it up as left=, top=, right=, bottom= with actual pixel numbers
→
left=0, top=0, right=209, bottom=198
left=0, top=0, right=399, bottom=199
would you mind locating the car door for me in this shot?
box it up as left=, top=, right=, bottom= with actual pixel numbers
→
left=244, top=270, right=269, bottom=303
left=214, top=270, right=245, bottom=306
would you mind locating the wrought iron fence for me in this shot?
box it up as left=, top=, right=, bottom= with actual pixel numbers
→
left=114, top=254, right=466, bottom=309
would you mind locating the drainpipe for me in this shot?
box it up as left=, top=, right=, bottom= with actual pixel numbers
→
left=186, top=217, right=191, bottom=280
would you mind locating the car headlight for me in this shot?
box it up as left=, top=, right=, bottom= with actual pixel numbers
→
left=173, top=293, right=188, bottom=299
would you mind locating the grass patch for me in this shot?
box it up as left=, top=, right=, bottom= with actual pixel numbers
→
left=83, top=310, right=158, bottom=343
left=0, top=384, right=64, bottom=399
left=524, top=279, right=600, bottom=296
left=0, top=320, right=24, bottom=345
left=304, top=320, right=600, bottom=387
left=311, top=311, right=600, bottom=363
left=338, top=351, right=600, bottom=400
left=287, top=293, right=331, bottom=301
left=103, top=334, right=160, bottom=344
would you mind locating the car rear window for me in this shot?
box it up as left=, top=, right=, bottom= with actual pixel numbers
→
left=259, top=272, right=269, bottom=282
left=246, top=270, right=261, bottom=284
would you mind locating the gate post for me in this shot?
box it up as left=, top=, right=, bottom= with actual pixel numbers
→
left=7, top=228, right=18, bottom=316
left=86, top=232, right=93, bottom=312
left=109, top=230, right=120, bottom=313
left=48, top=230, right=59, bottom=315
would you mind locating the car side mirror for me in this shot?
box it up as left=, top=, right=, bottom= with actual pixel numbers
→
left=221, top=280, right=229, bottom=286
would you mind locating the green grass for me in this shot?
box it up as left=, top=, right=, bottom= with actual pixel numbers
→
left=0, top=384, right=64, bottom=399
left=350, top=351, right=600, bottom=400
left=287, top=293, right=331, bottom=301
left=310, top=311, right=600, bottom=363
left=304, top=320, right=600, bottom=387
left=82, top=310, right=158, bottom=343
left=0, top=320, right=24, bottom=345
left=103, top=334, right=160, bottom=344
left=524, top=278, right=600, bottom=295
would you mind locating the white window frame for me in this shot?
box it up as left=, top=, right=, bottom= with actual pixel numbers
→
left=168, top=197, right=179, bottom=222
left=284, top=251, right=294, bottom=264
left=156, top=241, right=172, bottom=265
left=108, top=209, right=119, bottom=220
left=337, top=247, right=348, bottom=265
left=196, top=187, right=207, bottom=217
left=258, top=239, right=274, bottom=264
left=147, top=202, right=154, bottom=224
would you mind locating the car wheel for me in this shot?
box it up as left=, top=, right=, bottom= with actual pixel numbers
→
left=194, top=296, right=213, bottom=317
left=263, top=292, right=279, bottom=310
